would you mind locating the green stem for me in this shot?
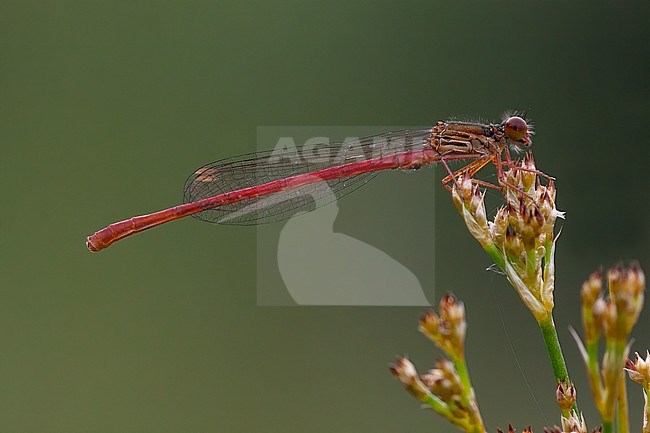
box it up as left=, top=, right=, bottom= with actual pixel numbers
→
left=617, top=373, right=629, bottom=433
left=421, top=393, right=472, bottom=431
left=538, top=313, right=578, bottom=412
left=603, top=420, right=614, bottom=433
left=526, top=248, right=537, bottom=282
left=453, top=355, right=472, bottom=394
left=586, top=340, right=603, bottom=410
left=452, top=355, right=486, bottom=433
left=539, top=314, right=570, bottom=382
left=483, top=243, right=505, bottom=271
left=485, top=242, right=578, bottom=412
left=603, top=339, right=628, bottom=431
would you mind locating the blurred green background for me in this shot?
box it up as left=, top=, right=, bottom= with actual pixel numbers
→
left=1, top=1, right=649, bottom=431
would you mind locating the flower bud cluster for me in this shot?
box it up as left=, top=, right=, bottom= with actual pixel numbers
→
left=626, top=351, right=650, bottom=390
left=389, top=357, right=433, bottom=403
left=421, top=359, right=465, bottom=405
left=604, top=263, right=645, bottom=340
left=452, top=154, right=563, bottom=320
left=391, top=293, right=484, bottom=432
left=556, top=381, right=577, bottom=412
left=559, top=412, right=588, bottom=433
left=419, top=293, right=466, bottom=358
left=520, top=412, right=592, bottom=433
left=580, top=263, right=644, bottom=346
left=576, top=263, right=646, bottom=423
left=580, top=270, right=604, bottom=345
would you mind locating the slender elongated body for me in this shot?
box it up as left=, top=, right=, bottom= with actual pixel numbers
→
left=86, top=115, right=532, bottom=252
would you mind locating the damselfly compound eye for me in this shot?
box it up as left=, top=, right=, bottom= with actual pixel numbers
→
left=504, top=116, right=530, bottom=144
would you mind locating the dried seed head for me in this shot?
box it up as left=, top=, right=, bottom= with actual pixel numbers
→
left=389, top=357, right=431, bottom=402
left=546, top=179, right=556, bottom=201
left=606, top=263, right=645, bottom=338
left=601, top=300, right=618, bottom=340
left=539, top=189, right=555, bottom=220
left=520, top=153, right=537, bottom=192
left=561, top=412, right=588, bottom=433
left=581, top=270, right=603, bottom=307
left=592, top=297, right=606, bottom=320
left=556, top=381, right=577, bottom=411
left=421, top=358, right=464, bottom=401
left=583, top=295, right=605, bottom=343
left=626, top=351, right=650, bottom=389
left=491, top=206, right=509, bottom=245
left=419, top=310, right=440, bottom=336
left=420, top=369, right=454, bottom=399
left=507, top=202, right=524, bottom=232
left=581, top=270, right=604, bottom=343
left=419, top=293, right=466, bottom=357
left=470, top=186, right=488, bottom=228
left=520, top=204, right=545, bottom=249
left=452, top=177, right=491, bottom=247
left=505, top=165, right=522, bottom=190
left=389, top=357, right=418, bottom=383
left=505, top=230, right=525, bottom=259
left=458, top=171, right=474, bottom=201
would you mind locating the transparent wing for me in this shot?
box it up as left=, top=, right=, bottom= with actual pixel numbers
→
left=182, top=129, right=432, bottom=225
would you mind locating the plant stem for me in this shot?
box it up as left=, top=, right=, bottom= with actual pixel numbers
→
left=421, top=393, right=472, bottom=431
left=643, top=386, right=650, bottom=433
left=453, top=355, right=472, bottom=394
left=538, top=313, right=577, bottom=412
left=526, top=248, right=537, bottom=281
left=539, top=314, right=569, bottom=382
left=617, top=374, right=629, bottom=433
left=603, top=419, right=614, bottom=433
left=452, top=355, right=486, bottom=433
left=585, top=340, right=604, bottom=412
left=485, top=242, right=578, bottom=412
left=483, top=243, right=505, bottom=271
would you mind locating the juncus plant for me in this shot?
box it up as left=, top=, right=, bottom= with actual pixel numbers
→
left=390, top=152, right=646, bottom=433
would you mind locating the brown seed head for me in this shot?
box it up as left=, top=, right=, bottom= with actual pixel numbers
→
left=625, top=350, right=650, bottom=389
left=491, top=206, right=509, bottom=244
left=389, top=357, right=431, bottom=402
left=607, top=263, right=645, bottom=337
left=601, top=300, right=618, bottom=340
left=517, top=202, right=544, bottom=250
left=470, top=186, right=487, bottom=226
left=546, top=179, right=556, bottom=201
left=419, top=294, right=466, bottom=357
left=419, top=310, right=440, bottom=336
left=505, top=230, right=524, bottom=260
left=440, top=293, right=465, bottom=325
left=556, top=381, right=577, bottom=411
left=421, top=358, right=463, bottom=401
left=520, top=154, right=537, bottom=192
left=561, top=412, right=588, bottom=433
left=581, top=270, right=603, bottom=307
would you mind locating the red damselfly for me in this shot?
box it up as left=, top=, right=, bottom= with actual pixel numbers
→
left=87, top=114, right=535, bottom=252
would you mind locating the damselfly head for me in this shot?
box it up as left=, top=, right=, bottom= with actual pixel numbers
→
left=503, top=116, right=532, bottom=150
